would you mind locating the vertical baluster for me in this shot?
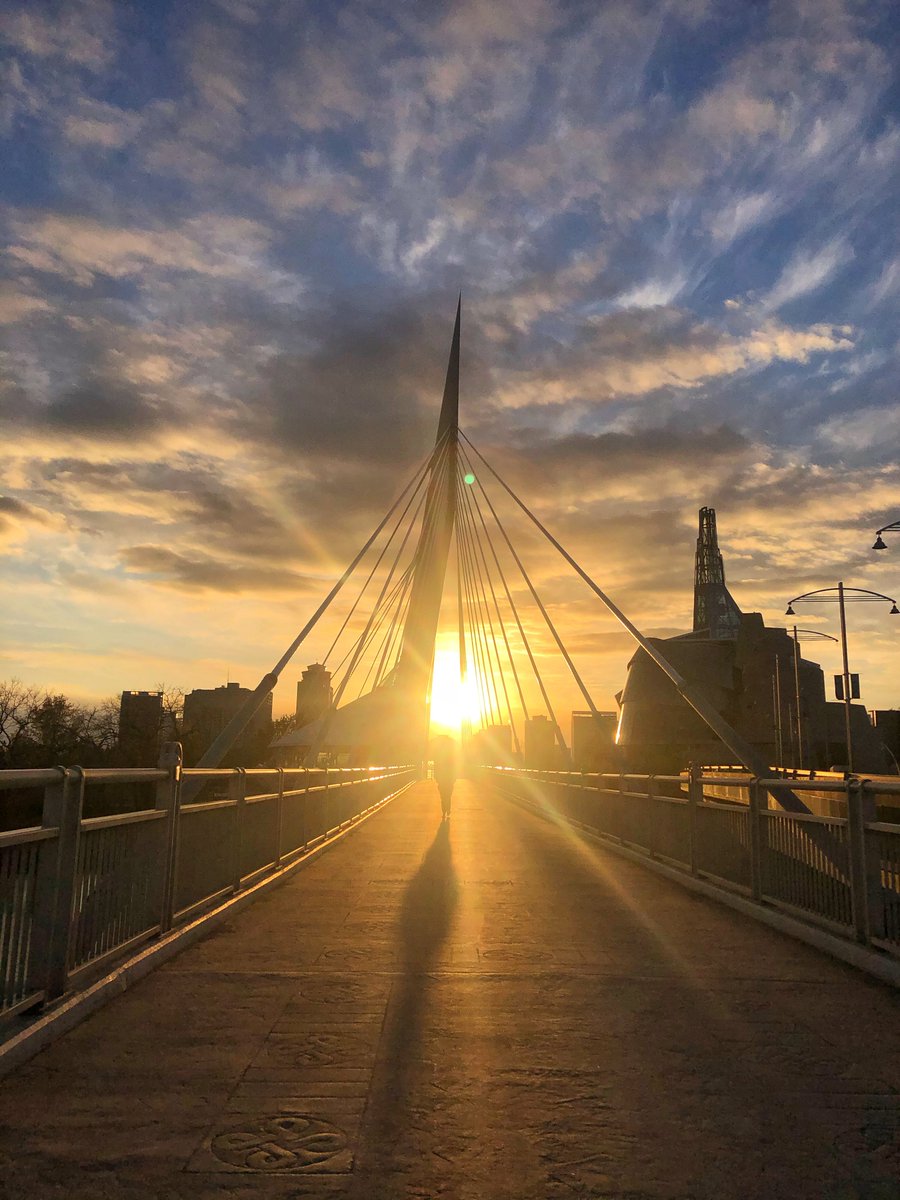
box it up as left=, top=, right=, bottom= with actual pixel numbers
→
left=687, top=764, right=701, bottom=876
left=157, top=742, right=182, bottom=933
left=231, top=770, right=246, bottom=892
left=42, top=768, right=84, bottom=999
left=275, top=768, right=285, bottom=867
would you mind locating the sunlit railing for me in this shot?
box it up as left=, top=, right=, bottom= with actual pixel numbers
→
left=0, top=746, right=415, bottom=1027
left=484, top=767, right=900, bottom=960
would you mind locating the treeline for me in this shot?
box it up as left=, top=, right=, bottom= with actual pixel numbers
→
left=0, top=680, right=123, bottom=770
left=0, top=680, right=281, bottom=772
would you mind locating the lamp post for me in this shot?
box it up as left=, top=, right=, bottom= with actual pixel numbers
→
left=785, top=583, right=899, bottom=773
left=789, top=627, right=838, bottom=770
left=872, top=518, right=900, bottom=551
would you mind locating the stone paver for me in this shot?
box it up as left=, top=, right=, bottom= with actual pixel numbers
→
left=1, top=779, right=899, bottom=1199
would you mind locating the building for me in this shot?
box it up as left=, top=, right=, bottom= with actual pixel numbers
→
left=524, top=715, right=557, bottom=769
left=871, top=710, right=900, bottom=773
left=295, top=664, right=333, bottom=727
left=571, top=710, right=618, bottom=771
left=182, top=682, right=273, bottom=767
left=469, top=724, right=513, bottom=766
left=118, top=690, right=162, bottom=765
left=615, top=508, right=889, bottom=775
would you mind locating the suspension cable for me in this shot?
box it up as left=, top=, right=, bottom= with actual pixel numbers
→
left=459, top=441, right=602, bottom=724
left=459, top=441, right=569, bottom=757
left=193, top=436, right=446, bottom=771
left=322, top=463, right=431, bottom=665
left=456, top=465, right=525, bottom=752
left=455, top=470, right=518, bottom=744
left=456, top=499, right=498, bottom=726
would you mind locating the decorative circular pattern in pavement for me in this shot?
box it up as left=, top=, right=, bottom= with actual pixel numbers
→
left=210, top=1114, right=347, bottom=1172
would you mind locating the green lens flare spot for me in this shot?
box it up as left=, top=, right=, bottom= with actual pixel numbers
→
left=464, top=473, right=475, bottom=485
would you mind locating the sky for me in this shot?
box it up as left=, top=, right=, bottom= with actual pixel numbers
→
left=1, top=0, right=899, bottom=725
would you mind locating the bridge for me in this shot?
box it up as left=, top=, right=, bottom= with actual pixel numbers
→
left=1, top=305, right=899, bottom=1195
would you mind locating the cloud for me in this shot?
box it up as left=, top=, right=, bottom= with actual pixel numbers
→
left=492, top=309, right=853, bottom=406
left=0, top=1, right=116, bottom=70
left=0, top=494, right=60, bottom=545
left=709, top=192, right=777, bottom=247
left=764, top=238, right=854, bottom=311
left=63, top=100, right=143, bottom=149
left=0, top=283, right=51, bottom=323
left=120, top=544, right=317, bottom=594
left=6, top=212, right=278, bottom=288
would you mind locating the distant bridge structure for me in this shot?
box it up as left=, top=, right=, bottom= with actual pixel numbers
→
left=1, top=302, right=899, bottom=1079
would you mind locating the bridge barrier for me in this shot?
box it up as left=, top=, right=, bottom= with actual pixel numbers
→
left=0, top=747, right=415, bottom=1029
left=484, top=767, right=900, bottom=968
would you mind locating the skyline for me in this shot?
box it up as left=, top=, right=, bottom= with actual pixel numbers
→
left=2, top=0, right=900, bottom=722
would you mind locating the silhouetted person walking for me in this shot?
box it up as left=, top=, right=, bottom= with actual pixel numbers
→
left=432, top=736, right=456, bottom=819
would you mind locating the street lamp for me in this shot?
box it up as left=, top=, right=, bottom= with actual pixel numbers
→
left=872, top=518, right=900, bottom=551
left=788, top=627, right=838, bottom=771
left=785, top=583, right=899, bottom=772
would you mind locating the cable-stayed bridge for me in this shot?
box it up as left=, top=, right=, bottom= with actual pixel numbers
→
left=1, top=304, right=899, bottom=1196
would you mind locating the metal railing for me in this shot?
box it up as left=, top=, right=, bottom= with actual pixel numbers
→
left=484, top=767, right=900, bottom=960
left=0, top=745, right=415, bottom=1026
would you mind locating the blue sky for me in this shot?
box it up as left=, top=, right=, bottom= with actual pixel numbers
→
left=1, top=0, right=899, bottom=716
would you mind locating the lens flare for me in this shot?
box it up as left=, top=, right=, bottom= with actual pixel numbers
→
left=429, top=646, right=482, bottom=732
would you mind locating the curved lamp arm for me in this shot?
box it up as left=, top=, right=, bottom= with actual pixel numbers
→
left=873, top=518, right=900, bottom=551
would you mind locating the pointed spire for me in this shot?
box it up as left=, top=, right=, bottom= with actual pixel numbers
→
left=436, top=294, right=460, bottom=444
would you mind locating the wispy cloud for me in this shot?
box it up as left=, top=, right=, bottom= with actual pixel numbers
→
left=764, top=237, right=854, bottom=311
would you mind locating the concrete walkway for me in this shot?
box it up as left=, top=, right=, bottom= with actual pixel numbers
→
left=1, top=780, right=899, bottom=1199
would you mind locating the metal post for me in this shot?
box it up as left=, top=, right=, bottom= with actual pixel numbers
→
left=846, top=777, right=884, bottom=944
left=772, top=667, right=783, bottom=766
left=231, top=769, right=246, bottom=892
left=44, top=767, right=85, bottom=999
left=846, top=776, right=868, bottom=942
left=838, top=581, right=854, bottom=773
left=157, top=742, right=183, bottom=933
left=688, top=762, right=701, bottom=875
left=646, top=774, right=657, bottom=857
left=275, top=768, right=285, bottom=867
left=747, top=777, right=763, bottom=902
left=28, top=770, right=68, bottom=1000
left=791, top=626, right=804, bottom=770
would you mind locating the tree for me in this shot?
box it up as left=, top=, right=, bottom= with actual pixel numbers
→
left=0, top=680, right=42, bottom=768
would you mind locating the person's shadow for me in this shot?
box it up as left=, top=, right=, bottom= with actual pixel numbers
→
left=359, top=817, right=457, bottom=1176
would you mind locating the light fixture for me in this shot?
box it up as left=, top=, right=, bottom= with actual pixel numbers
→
left=873, top=534, right=887, bottom=551
left=785, top=604, right=795, bottom=616
left=891, top=603, right=899, bottom=615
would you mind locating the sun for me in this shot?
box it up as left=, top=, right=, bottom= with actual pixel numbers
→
left=429, top=645, right=483, bottom=733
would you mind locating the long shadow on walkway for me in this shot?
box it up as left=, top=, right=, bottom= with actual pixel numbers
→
left=359, top=815, right=457, bottom=1175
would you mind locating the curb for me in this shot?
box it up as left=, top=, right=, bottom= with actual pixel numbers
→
left=0, top=781, right=414, bottom=1080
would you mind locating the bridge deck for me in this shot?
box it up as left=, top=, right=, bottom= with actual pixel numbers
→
left=1, top=779, right=899, bottom=1198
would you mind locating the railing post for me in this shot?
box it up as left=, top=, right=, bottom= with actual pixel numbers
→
left=688, top=762, right=701, bottom=876
left=28, top=769, right=67, bottom=1001
left=846, top=776, right=883, bottom=944
left=646, top=775, right=657, bottom=856
left=157, top=742, right=183, bottom=934
left=231, top=769, right=246, bottom=892
left=43, top=767, right=85, bottom=1000
left=275, top=768, right=285, bottom=867
left=747, top=776, right=763, bottom=902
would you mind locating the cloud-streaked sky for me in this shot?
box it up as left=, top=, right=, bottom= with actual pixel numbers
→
left=2, top=0, right=899, bottom=720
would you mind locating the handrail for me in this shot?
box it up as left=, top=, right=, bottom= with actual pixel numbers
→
left=484, top=765, right=900, bottom=964
left=0, top=750, right=416, bottom=1030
